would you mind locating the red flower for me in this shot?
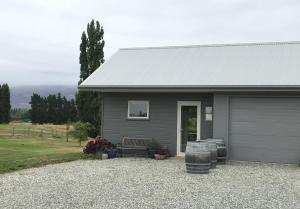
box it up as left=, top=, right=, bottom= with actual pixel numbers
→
left=156, top=148, right=168, bottom=155
left=83, top=137, right=115, bottom=154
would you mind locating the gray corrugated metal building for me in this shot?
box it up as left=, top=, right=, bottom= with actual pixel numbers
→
left=79, top=41, right=300, bottom=164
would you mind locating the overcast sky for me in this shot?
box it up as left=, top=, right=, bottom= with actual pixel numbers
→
left=0, top=0, right=299, bottom=86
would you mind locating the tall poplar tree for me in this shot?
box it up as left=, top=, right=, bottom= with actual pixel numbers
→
left=76, top=19, right=105, bottom=133
left=79, top=31, right=89, bottom=84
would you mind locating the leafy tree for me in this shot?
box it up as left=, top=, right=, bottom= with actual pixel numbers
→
left=86, top=20, right=105, bottom=75
left=70, top=121, right=95, bottom=146
left=55, top=93, right=64, bottom=124
left=30, top=93, right=46, bottom=124
left=62, top=97, right=69, bottom=123
left=29, top=94, right=38, bottom=123
left=76, top=19, right=105, bottom=134
left=0, top=84, right=2, bottom=122
left=30, top=93, right=78, bottom=124
left=76, top=92, right=101, bottom=133
left=0, top=84, right=11, bottom=123
left=68, top=99, right=78, bottom=122
left=46, top=94, right=56, bottom=123
left=79, top=31, right=89, bottom=84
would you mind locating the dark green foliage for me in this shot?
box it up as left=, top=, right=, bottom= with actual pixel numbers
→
left=30, top=93, right=78, bottom=124
left=86, top=20, right=105, bottom=75
left=68, top=99, right=78, bottom=122
left=0, top=84, right=11, bottom=123
left=148, top=140, right=161, bottom=150
left=46, top=94, right=56, bottom=123
left=0, top=84, right=2, bottom=122
left=76, top=92, right=101, bottom=132
left=79, top=31, right=89, bottom=83
left=78, top=20, right=105, bottom=84
left=76, top=19, right=105, bottom=133
left=30, top=94, right=47, bottom=124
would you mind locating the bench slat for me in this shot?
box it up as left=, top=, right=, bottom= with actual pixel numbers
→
left=118, top=137, right=153, bottom=157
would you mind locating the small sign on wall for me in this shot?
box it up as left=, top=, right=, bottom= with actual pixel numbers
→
left=205, top=114, right=213, bottom=121
left=205, top=106, right=213, bottom=121
left=205, top=107, right=212, bottom=114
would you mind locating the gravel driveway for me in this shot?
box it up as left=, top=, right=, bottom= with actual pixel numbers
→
left=0, top=158, right=299, bottom=209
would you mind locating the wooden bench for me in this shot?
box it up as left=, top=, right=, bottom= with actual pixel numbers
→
left=117, top=137, right=152, bottom=157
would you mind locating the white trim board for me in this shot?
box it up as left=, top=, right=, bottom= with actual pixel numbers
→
left=176, top=101, right=201, bottom=156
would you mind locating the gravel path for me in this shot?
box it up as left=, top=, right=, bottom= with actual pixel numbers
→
left=0, top=158, right=299, bottom=209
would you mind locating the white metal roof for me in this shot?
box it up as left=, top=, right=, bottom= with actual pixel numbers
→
left=79, top=41, right=300, bottom=90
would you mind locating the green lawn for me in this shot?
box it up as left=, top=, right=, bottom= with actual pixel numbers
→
left=0, top=137, right=89, bottom=174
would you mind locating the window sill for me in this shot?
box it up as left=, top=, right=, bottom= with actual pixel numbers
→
left=126, top=118, right=150, bottom=121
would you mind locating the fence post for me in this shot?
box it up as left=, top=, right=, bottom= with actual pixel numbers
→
left=12, top=127, right=14, bottom=137
left=66, top=121, right=71, bottom=142
left=66, top=124, right=69, bottom=142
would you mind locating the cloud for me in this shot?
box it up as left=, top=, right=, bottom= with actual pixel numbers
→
left=0, top=0, right=299, bottom=86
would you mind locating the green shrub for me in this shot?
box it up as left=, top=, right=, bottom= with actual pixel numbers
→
left=148, top=140, right=161, bottom=150
left=69, top=121, right=95, bottom=146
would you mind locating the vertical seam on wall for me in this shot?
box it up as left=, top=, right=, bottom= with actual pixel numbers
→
left=226, top=95, right=230, bottom=160
left=101, top=93, right=104, bottom=137
left=212, top=94, right=216, bottom=138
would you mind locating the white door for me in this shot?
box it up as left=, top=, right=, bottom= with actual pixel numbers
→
left=177, top=101, right=201, bottom=156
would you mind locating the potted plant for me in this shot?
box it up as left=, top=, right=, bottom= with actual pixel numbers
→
left=94, top=141, right=109, bottom=160
left=95, top=149, right=108, bottom=160
left=147, top=140, right=160, bottom=158
left=83, top=136, right=113, bottom=160
left=107, top=145, right=117, bottom=159
left=154, top=148, right=169, bottom=160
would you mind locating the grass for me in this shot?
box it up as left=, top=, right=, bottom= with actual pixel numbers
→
left=0, top=137, right=90, bottom=174
left=0, top=123, right=91, bottom=174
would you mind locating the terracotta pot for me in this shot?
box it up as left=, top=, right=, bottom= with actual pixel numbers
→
left=154, top=154, right=167, bottom=160
left=95, top=151, right=108, bottom=160
left=101, top=153, right=108, bottom=160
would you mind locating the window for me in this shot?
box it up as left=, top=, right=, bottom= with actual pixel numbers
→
left=128, top=100, right=149, bottom=119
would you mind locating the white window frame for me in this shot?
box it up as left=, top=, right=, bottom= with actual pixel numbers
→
left=127, top=100, right=150, bottom=120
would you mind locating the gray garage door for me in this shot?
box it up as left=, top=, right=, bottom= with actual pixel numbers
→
left=229, top=97, right=300, bottom=164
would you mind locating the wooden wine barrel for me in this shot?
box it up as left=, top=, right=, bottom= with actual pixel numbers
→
left=206, top=138, right=227, bottom=163
left=199, top=140, right=217, bottom=168
left=185, top=142, right=211, bottom=174
left=207, top=141, right=217, bottom=168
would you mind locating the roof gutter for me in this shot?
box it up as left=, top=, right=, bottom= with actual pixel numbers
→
left=78, top=85, right=300, bottom=93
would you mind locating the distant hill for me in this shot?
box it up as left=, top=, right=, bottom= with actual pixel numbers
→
left=10, top=85, right=77, bottom=109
